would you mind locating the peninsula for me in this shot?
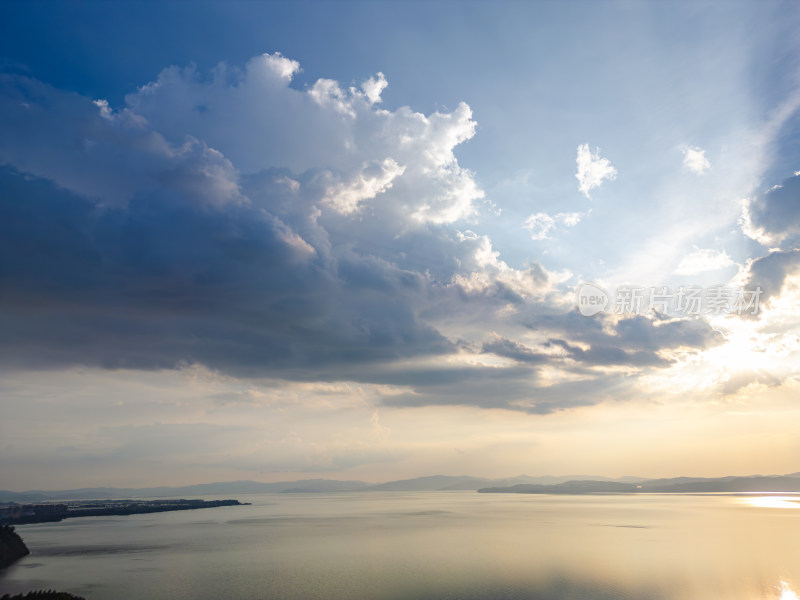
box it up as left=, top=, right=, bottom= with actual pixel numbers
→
left=0, top=499, right=247, bottom=526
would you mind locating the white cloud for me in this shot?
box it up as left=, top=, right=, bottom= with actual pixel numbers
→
left=682, top=146, right=711, bottom=174
left=309, top=78, right=358, bottom=117
left=261, top=52, right=302, bottom=81
left=321, top=158, right=405, bottom=214
left=123, top=53, right=482, bottom=225
left=739, top=199, right=776, bottom=248
left=361, top=72, right=388, bottom=104
left=524, top=210, right=589, bottom=240
left=524, top=213, right=556, bottom=240
left=559, top=211, right=585, bottom=227
left=575, top=143, right=617, bottom=198
left=450, top=230, right=554, bottom=299
left=674, top=248, right=734, bottom=275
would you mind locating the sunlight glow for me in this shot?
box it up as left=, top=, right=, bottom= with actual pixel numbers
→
left=780, top=580, right=799, bottom=600
left=743, top=496, right=800, bottom=509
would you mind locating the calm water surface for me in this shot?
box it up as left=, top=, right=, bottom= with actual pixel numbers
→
left=1, top=492, right=798, bottom=600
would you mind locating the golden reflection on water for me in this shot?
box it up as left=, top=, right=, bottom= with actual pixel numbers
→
left=742, top=495, right=800, bottom=509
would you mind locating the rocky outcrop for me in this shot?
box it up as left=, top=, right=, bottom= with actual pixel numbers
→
left=0, top=525, right=29, bottom=569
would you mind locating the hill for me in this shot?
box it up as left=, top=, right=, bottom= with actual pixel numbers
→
left=479, top=475, right=800, bottom=494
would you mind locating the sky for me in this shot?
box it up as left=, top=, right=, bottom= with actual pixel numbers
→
left=1, top=0, right=800, bottom=490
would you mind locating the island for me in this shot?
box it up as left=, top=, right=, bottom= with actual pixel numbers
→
left=0, top=499, right=248, bottom=526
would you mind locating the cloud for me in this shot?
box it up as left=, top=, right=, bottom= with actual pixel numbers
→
left=380, top=371, right=626, bottom=415
left=0, top=51, right=733, bottom=419
left=0, top=57, right=527, bottom=389
left=448, top=230, right=554, bottom=299
left=548, top=338, right=671, bottom=367
left=321, top=158, right=406, bottom=214
left=361, top=72, right=388, bottom=104
left=482, top=337, right=551, bottom=364
left=744, top=249, right=800, bottom=302
left=740, top=173, right=800, bottom=304
left=674, top=248, right=734, bottom=275
left=682, top=146, right=711, bottom=174
left=0, top=74, right=245, bottom=209
left=528, top=311, right=724, bottom=358
left=575, top=143, right=616, bottom=198
left=123, top=54, right=483, bottom=224
left=0, top=158, right=453, bottom=374
left=523, top=213, right=557, bottom=241
left=741, top=172, right=800, bottom=248
left=523, top=210, right=589, bottom=240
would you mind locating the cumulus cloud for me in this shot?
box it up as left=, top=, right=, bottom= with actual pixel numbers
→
left=523, top=210, right=589, bottom=240
left=523, top=213, right=557, bottom=241
left=674, top=248, right=734, bottom=275
left=0, top=58, right=478, bottom=376
left=0, top=74, right=246, bottom=208
left=0, top=52, right=729, bottom=417
left=123, top=54, right=483, bottom=224
left=449, top=230, right=553, bottom=300
left=682, top=146, right=711, bottom=174
left=0, top=57, right=501, bottom=384
left=361, top=72, right=388, bottom=104
left=575, top=143, right=616, bottom=198
left=321, top=158, right=406, bottom=214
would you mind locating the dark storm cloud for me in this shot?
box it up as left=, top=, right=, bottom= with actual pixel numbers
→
left=0, top=166, right=451, bottom=373
left=0, top=69, right=504, bottom=382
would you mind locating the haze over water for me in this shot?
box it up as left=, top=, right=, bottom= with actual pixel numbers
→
left=2, top=492, right=799, bottom=600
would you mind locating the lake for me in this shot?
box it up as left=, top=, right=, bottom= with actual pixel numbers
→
left=1, top=492, right=798, bottom=600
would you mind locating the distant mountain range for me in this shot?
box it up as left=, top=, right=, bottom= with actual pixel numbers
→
left=479, top=474, right=800, bottom=495
left=2, top=473, right=798, bottom=503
